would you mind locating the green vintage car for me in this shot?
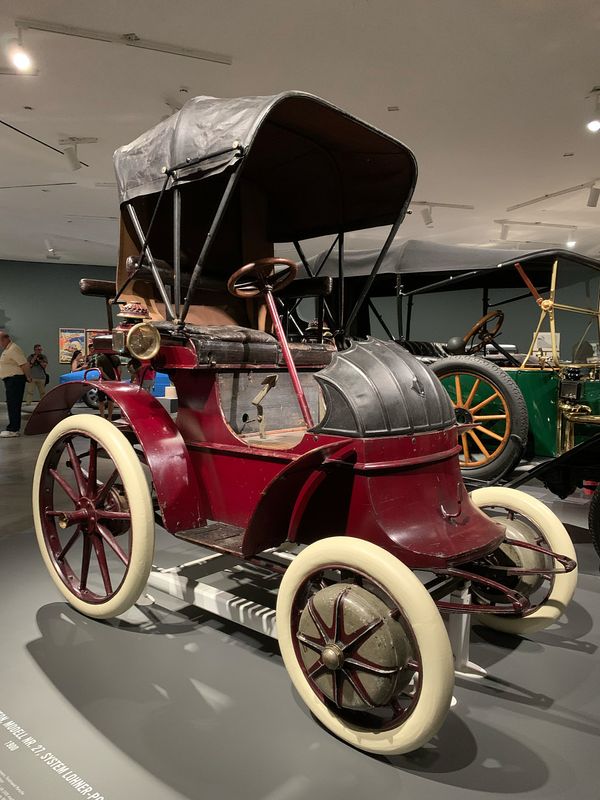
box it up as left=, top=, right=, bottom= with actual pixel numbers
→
left=306, top=240, right=600, bottom=554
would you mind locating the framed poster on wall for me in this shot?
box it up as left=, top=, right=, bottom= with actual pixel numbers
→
left=58, top=328, right=85, bottom=364
left=86, top=328, right=109, bottom=355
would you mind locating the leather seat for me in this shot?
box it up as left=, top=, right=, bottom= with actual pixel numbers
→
left=155, top=321, right=335, bottom=368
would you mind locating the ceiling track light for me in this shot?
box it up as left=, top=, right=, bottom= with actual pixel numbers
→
left=15, top=18, right=232, bottom=65
left=421, top=206, right=434, bottom=227
left=495, top=219, right=578, bottom=248
left=58, top=136, right=98, bottom=170
left=44, top=239, right=60, bottom=260
left=586, top=87, right=600, bottom=133
left=506, top=178, right=600, bottom=212
left=587, top=185, right=600, bottom=208
left=6, top=28, right=34, bottom=73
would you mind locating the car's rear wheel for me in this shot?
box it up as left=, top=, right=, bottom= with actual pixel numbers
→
left=470, top=487, right=577, bottom=634
left=431, top=356, right=528, bottom=482
left=276, top=537, right=454, bottom=755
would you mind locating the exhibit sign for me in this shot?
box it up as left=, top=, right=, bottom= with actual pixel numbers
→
left=58, top=328, right=85, bottom=364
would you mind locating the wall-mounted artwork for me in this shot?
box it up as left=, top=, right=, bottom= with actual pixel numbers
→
left=58, top=328, right=85, bottom=364
left=86, top=328, right=109, bottom=355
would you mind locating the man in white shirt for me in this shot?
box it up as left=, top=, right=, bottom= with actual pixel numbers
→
left=0, top=331, right=32, bottom=437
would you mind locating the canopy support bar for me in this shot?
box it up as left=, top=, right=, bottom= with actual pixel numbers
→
left=126, top=205, right=175, bottom=320
left=181, top=169, right=240, bottom=323
left=368, top=299, right=395, bottom=341
left=343, top=207, right=406, bottom=335
left=293, top=240, right=314, bottom=278
left=173, top=185, right=181, bottom=320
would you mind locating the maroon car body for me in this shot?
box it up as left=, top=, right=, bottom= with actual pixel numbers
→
left=26, top=92, right=577, bottom=755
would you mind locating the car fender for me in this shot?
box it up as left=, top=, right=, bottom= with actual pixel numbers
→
left=242, top=440, right=353, bottom=556
left=25, top=381, right=203, bottom=533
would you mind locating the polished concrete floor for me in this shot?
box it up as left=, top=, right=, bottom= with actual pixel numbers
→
left=0, top=405, right=598, bottom=800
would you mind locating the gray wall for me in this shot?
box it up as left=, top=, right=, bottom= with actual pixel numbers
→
left=0, top=259, right=113, bottom=399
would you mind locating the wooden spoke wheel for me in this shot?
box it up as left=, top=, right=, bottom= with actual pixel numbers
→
left=470, top=487, right=577, bottom=634
left=33, top=415, right=155, bottom=619
left=432, top=356, right=528, bottom=482
left=276, top=537, right=454, bottom=755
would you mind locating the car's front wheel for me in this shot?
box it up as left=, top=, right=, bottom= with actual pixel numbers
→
left=276, top=537, right=454, bottom=755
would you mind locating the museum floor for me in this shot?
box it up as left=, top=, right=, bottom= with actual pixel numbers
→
left=0, top=406, right=598, bottom=800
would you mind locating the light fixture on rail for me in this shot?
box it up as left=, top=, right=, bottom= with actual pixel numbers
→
left=421, top=206, right=433, bottom=227
left=58, top=136, right=98, bottom=171
left=566, top=228, right=577, bottom=248
left=411, top=200, right=475, bottom=229
left=7, top=29, right=33, bottom=72
left=587, top=87, right=600, bottom=133
left=587, top=185, right=600, bottom=208
left=14, top=18, right=232, bottom=65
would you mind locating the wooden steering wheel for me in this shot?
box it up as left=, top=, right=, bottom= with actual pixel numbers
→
left=462, top=310, right=504, bottom=354
left=227, top=257, right=298, bottom=298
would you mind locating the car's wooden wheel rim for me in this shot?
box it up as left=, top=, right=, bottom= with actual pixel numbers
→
left=441, top=370, right=511, bottom=468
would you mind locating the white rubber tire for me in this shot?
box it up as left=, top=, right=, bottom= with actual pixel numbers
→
left=470, top=487, right=577, bottom=634
left=276, top=537, right=454, bottom=755
left=33, top=415, right=155, bottom=619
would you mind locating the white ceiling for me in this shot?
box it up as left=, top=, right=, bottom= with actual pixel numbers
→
left=1, top=0, right=600, bottom=267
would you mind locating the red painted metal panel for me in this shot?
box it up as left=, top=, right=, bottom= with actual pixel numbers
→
left=25, top=381, right=203, bottom=533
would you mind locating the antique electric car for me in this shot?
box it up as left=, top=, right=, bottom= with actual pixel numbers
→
left=311, top=240, right=600, bottom=555
left=26, top=93, right=577, bottom=755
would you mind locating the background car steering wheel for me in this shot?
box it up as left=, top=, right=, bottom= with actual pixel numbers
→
left=461, top=309, right=504, bottom=354
left=227, top=257, right=298, bottom=298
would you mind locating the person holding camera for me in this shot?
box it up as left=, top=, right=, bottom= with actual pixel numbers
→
left=25, top=343, right=49, bottom=403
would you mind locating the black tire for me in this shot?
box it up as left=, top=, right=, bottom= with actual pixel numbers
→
left=588, top=485, right=600, bottom=559
left=431, top=355, right=528, bottom=482
left=83, top=388, right=99, bottom=409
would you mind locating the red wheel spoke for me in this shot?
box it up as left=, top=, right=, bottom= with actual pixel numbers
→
left=344, top=655, right=398, bottom=676
left=331, top=669, right=344, bottom=708
left=57, top=525, right=82, bottom=561
left=95, top=469, right=119, bottom=505
left=342, top=668, right=375, bottom=708
left=306, top=596, right=329, bottom=643
left=332, top=587, right=350, bottom=642
left=66, top=441, right=87, bottom=496
left=97, top=523, right=129, bottom=566
left=87, top=440, right=98, bottom=496
left=339, top=616, right=384, bottom=653
left=96, top=509, right=131, bottom=520
left=92, top=535, right=113, bottom=595
left=307, top=659, right=327, bottom=679
left=49, top=468, right=78, bottom=504
left=296, top=632, right=325, bottom=654
left=80, top=536, right=92, bottom=591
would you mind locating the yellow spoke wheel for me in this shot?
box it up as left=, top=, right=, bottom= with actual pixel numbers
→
left=431, top=356, right=528, bottom=482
